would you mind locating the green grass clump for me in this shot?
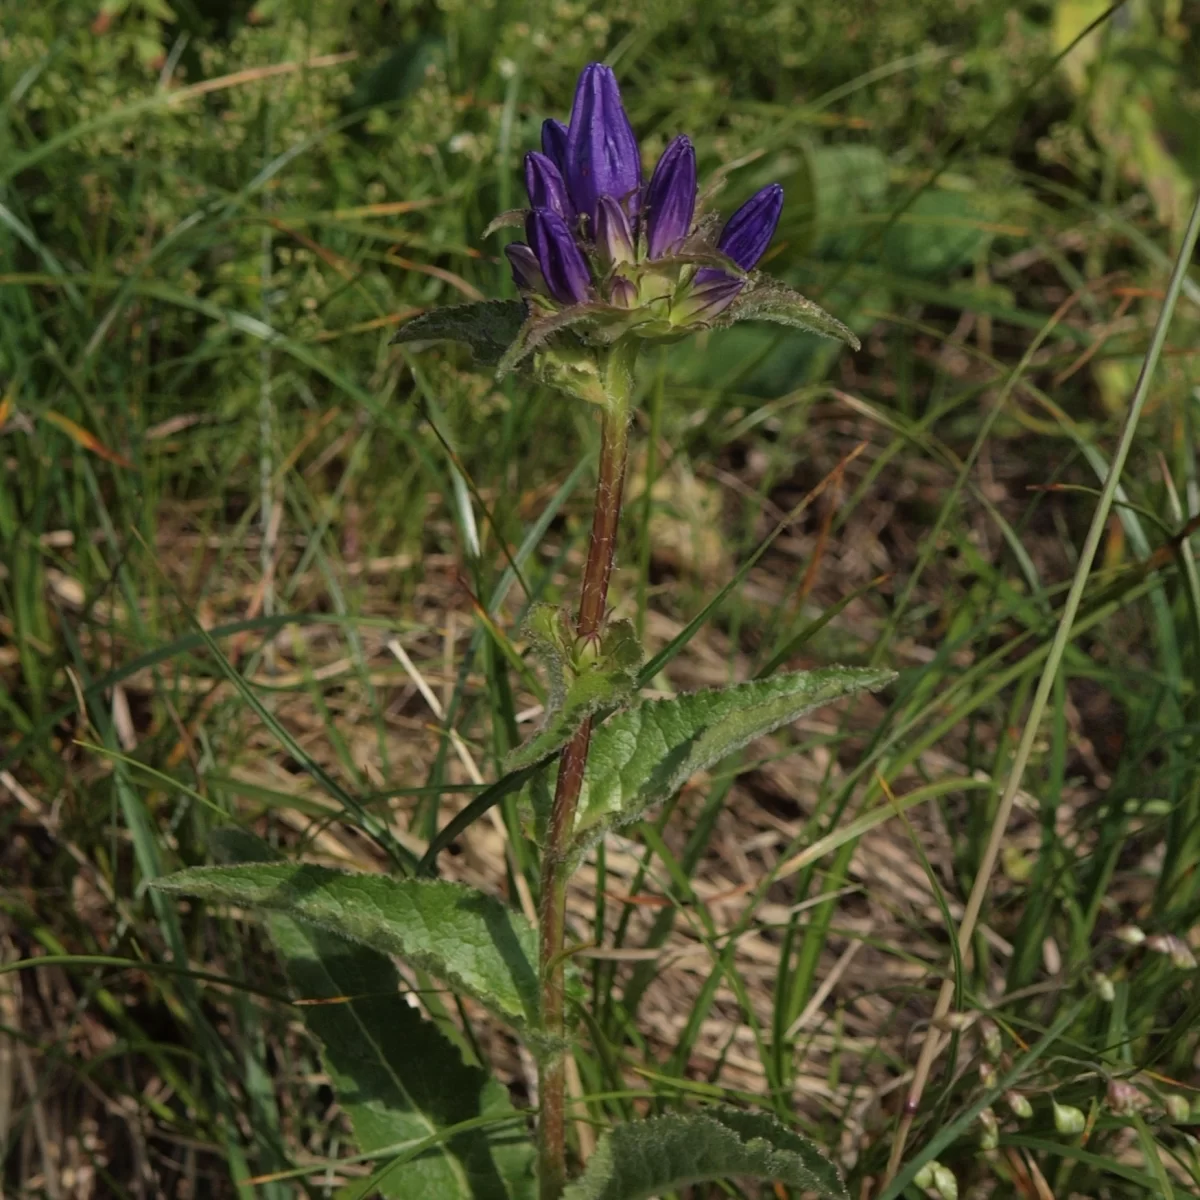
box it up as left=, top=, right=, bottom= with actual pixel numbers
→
left=2, top=0, right=1199, bottom=1196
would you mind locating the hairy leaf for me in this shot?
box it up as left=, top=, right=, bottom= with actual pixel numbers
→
left=569, top=667, right=894, bottom=855
left=562, top=1108, right=848, bottom=1200
left=716, top=277, right=861, bottom=349
left=390, top=300, right=528, bottom=364
left=154, top=862, right=540, bottom=1032
left=209, top=831, right=534, bottom=1200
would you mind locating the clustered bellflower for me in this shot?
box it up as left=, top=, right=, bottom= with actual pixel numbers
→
left=504, top=64, right=784, bottom=330
left=393, top=63, right=857, bottom=397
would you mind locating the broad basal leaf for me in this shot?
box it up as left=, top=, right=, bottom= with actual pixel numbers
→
left=390, top=300, right=528, bottom=365
left=562, top=1107, right=848, bottom=1200
left=717, top=277, right=861, bottom=350
left=568, top=667, right=894, bottom=856
left=154, top=862, right=540, bottom=1032
left=209, top=831, right=534, bottom=1200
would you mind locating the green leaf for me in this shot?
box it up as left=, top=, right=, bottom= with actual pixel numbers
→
left=561, top=1108, right=848, bottom=1200
left=716, top=277, right=861, bottom=350
left=153, top=862, right=540, bottom=1033
left=505, top=610, right=642, bottom=776
left=209, top=832, right=534, bottom=1200
left=390, top=300, right=528, bottom=365
left=568, top=667, right=894, bottom=855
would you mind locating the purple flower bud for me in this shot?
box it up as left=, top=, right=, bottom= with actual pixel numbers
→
left=717, top=183, right=784, bottom=271
left=672, top=274, right=744, bottom=325
left=541, top=119, right=569, bottom=173
left=565, top=63, right=642, bottom=224
left=524, top=152, right=574, bottom=221
left=645, top=135, right=696, bottom=258
left=525, top=209, right=591, bottom=305
left=504, top=242, right=545, bottom=293
left=607, top=275, right=638, bottom=308
left=595, top=194, right=635, bottom=265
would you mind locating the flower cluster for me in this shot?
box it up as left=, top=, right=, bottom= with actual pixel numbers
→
left=392, top=63, right=857, bottom=389
left=504, top=63, right=785, bottom=331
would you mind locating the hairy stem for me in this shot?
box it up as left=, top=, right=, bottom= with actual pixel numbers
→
left=537, top=341, right=636, bottom=1199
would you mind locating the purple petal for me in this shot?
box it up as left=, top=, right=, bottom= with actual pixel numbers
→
left=524, top=152, right=573, bottom=220
left=675, top=275, right=744, bottom=324
left=504, top=242, right=545, bottom=293
left=525, top=209, right=591, bottom=305
left=565, top=63, right=642, bottom=224
left=716, top=183, right=784, bottom=271
left=595, top=194, right=635, bottom=265
left=541, top=119, right=569, bottom=173
left=645, top=135, right=696, bottom=258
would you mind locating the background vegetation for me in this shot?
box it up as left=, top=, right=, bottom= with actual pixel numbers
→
left=2, top=0, right=1200, bottom=1195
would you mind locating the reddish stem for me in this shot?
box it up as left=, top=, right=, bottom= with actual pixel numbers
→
left=537, top=347, right=633, bottom=1199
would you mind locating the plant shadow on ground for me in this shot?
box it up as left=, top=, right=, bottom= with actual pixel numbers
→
left=2, top=0, right=1200, bottom=1196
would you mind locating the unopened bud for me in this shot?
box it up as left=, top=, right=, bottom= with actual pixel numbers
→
left=1106, top=1079, right=1146, bottom=1115
left=1006, top=1091, right=1033, bottom=1119
left=1053, top=1100, right=1086, bottom=1135
left=1115, top=924, right=1146, bottom=946
left=1164, top=1093, right=1191, bottom=1122
left=978, top=1106, right=999, bottom=1150
left=572, top=633, right=603, bottom=670
left=979, top=1061, right=997, bottom=1088
left=914, top=1162, right=937, bottom=1191
left=932, top=1163, right=959, bottom=1200
left=1089, top=971, right=1115, bottom=1002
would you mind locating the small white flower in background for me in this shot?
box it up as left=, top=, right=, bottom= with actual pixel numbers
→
left=1115, top=925, right=1146, bottom=946
left=1089, top=970, right=1116, bottom=1002
left=913, top=1161, right=958, bottom=1200
left=1146, top=933, right=1197, bottom=970
left=1106, top=1078, right=1146, bottom=1115
left=977, top=1107, right=999, bottom=1151
left=931, top=1163, right=959, bottom=1200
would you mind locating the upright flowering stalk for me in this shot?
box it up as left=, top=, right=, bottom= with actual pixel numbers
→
left=393, top=60, right=859, bottom=1200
